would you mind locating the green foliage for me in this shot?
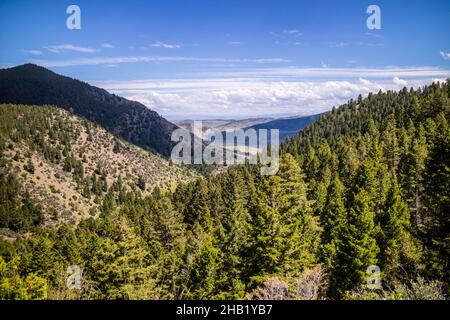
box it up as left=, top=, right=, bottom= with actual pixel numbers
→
left=330, top=189, right=379, bottom=296
left=422, top=124, right=450, bottom=287
left=0, top=256, right=47, bottom=300
left=378, top=181, right=421, bottom=280
left=0, top=171, right=43, bottom=232
left=343, top=276, right=446, bottom=300
left=0, top=81, right=449, bottom=300
left=137, top=176, right=146, bottom=191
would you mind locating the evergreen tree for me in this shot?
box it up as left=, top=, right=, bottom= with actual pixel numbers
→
left=331, top=189, right=379, bottom=296
left=0, top=256, right=47, bottom=300
left=273, top=154, right=320, bottom=274
left=320, top=174, right=346, bottom=273
left=422, top=126, right=450, bottom=287
left=378, top=181, right=421, bottom=280
left=215, top=170, right=250, bottom=299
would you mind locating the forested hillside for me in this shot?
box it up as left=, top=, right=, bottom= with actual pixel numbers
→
left=0, top=64, right=178, bottom=156
left=0, top=104, right=198, bottom=232
left=0, top=82, right=448, bottom=300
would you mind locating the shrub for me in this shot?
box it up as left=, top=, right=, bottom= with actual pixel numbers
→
left=248, top=267, right=325, bottom=300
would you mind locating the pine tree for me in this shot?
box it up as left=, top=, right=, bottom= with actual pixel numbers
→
left=378, top=181, right=421, bottom=279
left=181, top=231, right=220, bottom=299
left=0, top=256, right=47, bottom=300
left=84, top=215, right=156, bottom=299
left=137, top=176, right=146, bottom=191
left=331, top=189, right=379, bottom=297
left=381, top=114, right=400, bottom=173
left=422, top=126, right=450, bottom=285
left=272, top=154, right=320, bottom=274
left=320, top=174, right=346, bottom=273
left=184, top=179, right=212, bottom=232
left=215, top=170, right=250, bottom=299
left=246, top=177, right=282, bottom=280
left=399, top=123, right=428, bottom=225
left=55, top=224, right=82, bottom=265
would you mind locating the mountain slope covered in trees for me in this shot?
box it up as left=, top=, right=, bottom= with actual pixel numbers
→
left=0, top=64, right=177, bottom=156
left=281, top=82, right=450, bottom=297
left=0, top=82, right=448, bottom=300
left=0, top=104, right=198, bottom=233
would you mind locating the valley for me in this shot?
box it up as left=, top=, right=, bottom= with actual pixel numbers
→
left=0, top=69, right=448, bottom=300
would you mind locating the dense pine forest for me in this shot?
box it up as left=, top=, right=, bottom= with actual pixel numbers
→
left=0, top=81, right=449, bottom=300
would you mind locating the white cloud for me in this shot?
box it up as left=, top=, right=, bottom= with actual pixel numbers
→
left=150, top=41, right=182, bottom=49
left=365, top=32, right=383, bottom=38
left=102, top=43, right=115, bottom=49
left=359, top=78, right=372, bottom=85
left=23, top=50, right=43, bottom=55
left=328, top=42, right=348, bottom=48
left=440, top=51, right=450, bottom=60
left=30, top=56, right=290, bottom=67
left=269, top=31, right=285, bottom=39
left=431, top=78, right=447, bottom=83
left=271, top=30, right=303, bottom=45
left=283, top=29, right=302, bottom=36
left=366, top=43, right=384, bottom=47
left=229, top=41, right=242, bottom=45
left=94, top=73, right=443, bottom=119
left=392, top=76, right=408, bottom=86
left=45, top=44, right=98, bottom=54
left=110, top=80, right=362, bottom=118
left=201, top=66, right=450, bottom=79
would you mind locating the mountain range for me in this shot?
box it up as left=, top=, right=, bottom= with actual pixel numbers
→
left=0, top=64, right=322, bottom=157
left=0, top=64, right=448, bottom=300
left=0, top=64, right=177, bottom=157
left=175, top=114, right=322, bottom=143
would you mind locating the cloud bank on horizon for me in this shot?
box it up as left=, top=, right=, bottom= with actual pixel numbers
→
left=95, top=69, right=450, bottom=120
left=0, top=0, right=449, bottom=119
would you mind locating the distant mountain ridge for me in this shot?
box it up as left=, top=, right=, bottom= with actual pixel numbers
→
left=176, top=114, right=322, bottom=142
left=175, top=118, right=274, bottom=137
left=0, top=64, right=177, bottom=156
left=246, top=114, right=323, bottom=142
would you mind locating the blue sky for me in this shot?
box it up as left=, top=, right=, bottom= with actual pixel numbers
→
left=1, top=0, right=449, bottom=119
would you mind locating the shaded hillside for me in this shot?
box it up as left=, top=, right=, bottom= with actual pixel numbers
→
left=246, top=114, right=322, bottom=142
left=0, top=64, right=177, bottom=156
left=0, top=104, right=198, bottom=228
